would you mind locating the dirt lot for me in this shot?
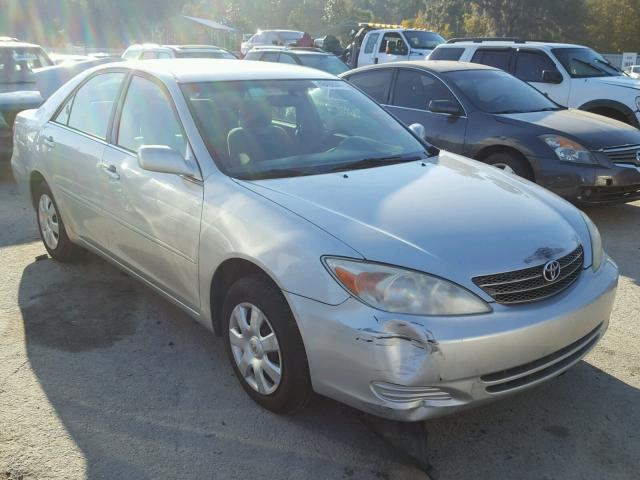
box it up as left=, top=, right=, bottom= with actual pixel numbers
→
left=0, top=162, right=638, bottom=480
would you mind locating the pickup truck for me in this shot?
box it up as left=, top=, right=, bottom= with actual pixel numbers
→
left=346, top=24, right=444, bottom=68
left=1, top=39, right=52, bottom=159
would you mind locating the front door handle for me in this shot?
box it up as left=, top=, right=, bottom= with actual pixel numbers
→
left=101, top=163, right=120, bottom=180
left=43, top=135, right=55, bottom=148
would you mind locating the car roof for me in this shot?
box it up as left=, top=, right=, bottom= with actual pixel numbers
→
left=342, top=60, right=498, bottom=75
left=439, top=40, right=585, bottom=49
left=0, top=40, right=44, bottom=49
left=102, top=59, right=337, bottom=82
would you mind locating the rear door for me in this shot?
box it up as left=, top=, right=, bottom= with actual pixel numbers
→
left=101, top=73, right=203, bottom=310
left=41, top=71, right=126, bottom=250
left=357, top=32, right=381, bottom=67
left=387, top=68, right=467, bottom=152
left=470, top=48, right=514, bottom=72
left=347, top=69, right=393, bottom=104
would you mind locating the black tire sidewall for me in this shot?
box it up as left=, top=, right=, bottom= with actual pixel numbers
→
left=486, top=152, right=534, bottom=181
left=222, top=275, right=311, bottom=413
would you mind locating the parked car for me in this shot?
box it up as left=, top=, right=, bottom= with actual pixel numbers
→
left=624, top=65, right=640, bottom=79
left=241, top=30, right=305, bottom=57
left=12, top=59, right=618, bottom=421
left=429, top=38, right=640, bottom=127
left=122, top=44, right=237, bottom=60
left=346, top=23, right=445, bottom=68
left=342, top=61, right=640, bottom=205
left=244, top=47, right=349, bottom=75
left=1, top=38, right=52, bottom=158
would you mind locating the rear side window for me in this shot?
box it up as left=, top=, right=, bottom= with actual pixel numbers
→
left=514, top=50, right=557, bottom=82
left=363, top=33, right=380, bottom=54
left=392, top=69, right=460, bottom=111
left=278, top=53, right=298, bottom=64
left=261, top=52, right=280, bottom=62
left=141, top=51, right=157, bottom=59
left=347, top=69, right=393, bottom=103
left=471, top=48, right=512, bottom=71
left=244, top=51, right=262, bottom=61
left=430, top=47, right=464, bottom=61
left=117, top=75, right=186, bottom=155
left=66, top=72, right=125, bottom=139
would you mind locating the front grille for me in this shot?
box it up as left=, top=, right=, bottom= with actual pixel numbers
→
left=580, top=184, right=640, bottom=204
left=472, top=245, right=583, bottom=304
left=481, top=323, right=602, bottom=393
left=601, top=144, right=640, bottom=165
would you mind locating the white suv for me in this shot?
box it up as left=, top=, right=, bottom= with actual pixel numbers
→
left=430, top=38, right=640, bottom=127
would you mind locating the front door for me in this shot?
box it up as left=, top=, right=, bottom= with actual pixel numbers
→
left=387, top=69, right=467, bottom=153
left=375, top=32, right=409, bottom=64
left=101, top=74, right=203, bottom=310
left=42, top=71, right=125, bottom=249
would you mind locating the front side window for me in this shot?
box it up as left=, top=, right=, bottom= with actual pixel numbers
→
left=66, top=72, right=125, bottom=139
left=514, top=51, right=557, bottom=82
left=117, top=76, right=186, bottom=155
left=182, top=79, right=426, bottom=180
left=347, top=69, right=393, bottom=103
left=140, top=51, right=157, bottom=59
left=552, top=47, right=622, bottom=78
left=393, top=69, right=459, bottom=111
left=380, top=32, right=407, bottom=55
left=445, top=69, right=560, bottom=114
left=471, top=48, right=512, bottom=71
left=363, top=33, right=380, bottom=54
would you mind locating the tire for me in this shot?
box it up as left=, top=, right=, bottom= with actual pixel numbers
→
left=484, top=152, right=534, bottom=181
left=222, top=274, right=312, bottom=413
left=34, top=182, right=81, bottom=262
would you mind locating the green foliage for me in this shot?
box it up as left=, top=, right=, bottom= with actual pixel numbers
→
left=0, top=0, right=635, bottom=53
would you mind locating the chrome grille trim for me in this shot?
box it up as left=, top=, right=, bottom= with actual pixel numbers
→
left=600, top=144, right=640, bottom=165
left=472, top=245, right=583, bottom=304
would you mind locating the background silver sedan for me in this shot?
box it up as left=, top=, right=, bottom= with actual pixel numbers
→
left=11, top=60, right=618, bottom=421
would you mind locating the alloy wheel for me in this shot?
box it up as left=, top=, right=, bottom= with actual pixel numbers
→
left=38, top=193, right=60, bottom=250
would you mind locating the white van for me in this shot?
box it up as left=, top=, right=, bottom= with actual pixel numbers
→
left=347, top=25, right=444, bottom=68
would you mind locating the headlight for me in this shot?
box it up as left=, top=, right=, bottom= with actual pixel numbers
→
left=580, top=211, right=603, bottom=271
left=540, top=135, right=597, bottom=164
left=635, top=96, right=640, bottom=110
left=323, top=257, right=491, bottom=316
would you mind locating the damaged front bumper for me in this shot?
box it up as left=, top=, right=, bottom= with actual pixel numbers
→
left=284, top=257, right=618, bottom=421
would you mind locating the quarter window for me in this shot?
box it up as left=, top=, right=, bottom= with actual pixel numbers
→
left=393, top=70, right=460, bottom=111
left=514, top=51, right=557, bottom=82
left=66, top=72, right=125, bottom=139
left=471, top=48, right=512, bottom=71
left=348, top=70, right=393, bottom=103
left=117, top=76, right=186, bottom=155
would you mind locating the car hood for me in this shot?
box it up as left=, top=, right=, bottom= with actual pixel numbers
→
left=241, top=152, right=589, bottom=297
left=499, top=109, right=640, bottom=150
left=591, top=75, right=640, bottom=90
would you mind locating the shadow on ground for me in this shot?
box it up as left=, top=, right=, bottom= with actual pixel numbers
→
left=17, top=254, right=427, bottom=480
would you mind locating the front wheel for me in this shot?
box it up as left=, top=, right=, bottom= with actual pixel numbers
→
left=222, top=275, right=312, bottom=413
left=35, top=182, right=81, bottom=262
left=485, top=152, right=534, bottom=181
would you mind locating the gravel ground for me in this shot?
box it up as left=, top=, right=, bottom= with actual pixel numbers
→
left=0, top=162, right=638, bottom=480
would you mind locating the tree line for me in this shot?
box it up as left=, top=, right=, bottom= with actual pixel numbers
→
left=1, top=0, right=639, bottom=53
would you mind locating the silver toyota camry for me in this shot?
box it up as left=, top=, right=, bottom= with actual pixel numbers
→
left=11, top=60, right=618, bottom=421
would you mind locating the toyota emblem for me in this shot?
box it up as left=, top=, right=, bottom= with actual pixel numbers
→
left=543, top=260, right=561, bottom=282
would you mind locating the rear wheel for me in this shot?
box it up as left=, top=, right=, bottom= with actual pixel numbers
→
left=34, top=182, right=81, bottom=262
left=222, top=275, right=312, bottom=413
left=485, top=152, right=534, bottom=181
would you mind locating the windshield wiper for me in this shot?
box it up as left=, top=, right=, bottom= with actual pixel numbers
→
left=326, top=155, right=423, bottom=173
left=493, top=109, right=526, bottom=114
left=237, top=168, right=313, bottom=180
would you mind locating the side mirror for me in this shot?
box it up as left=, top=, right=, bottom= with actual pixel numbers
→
left=541, top=69, right=563, bottom=84
left=137, top=145, right=195, bottom=177
left=409, top=123, right=426, bottom=139
left=428, top=99, right=462, bottom=116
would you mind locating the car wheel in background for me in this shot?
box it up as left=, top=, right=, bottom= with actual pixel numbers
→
left=485, top=152, right=534, bottom=181
left=34, top=182, right=81, bottom=262
left=222, top=274, right=312, bottom=413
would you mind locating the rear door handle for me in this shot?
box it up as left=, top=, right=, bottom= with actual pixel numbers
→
left=101, top=163, right=120, bottom=180
left=43, top=135, right=55, bottom=148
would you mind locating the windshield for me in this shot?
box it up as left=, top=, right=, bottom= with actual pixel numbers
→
left=552, top=48, right=622, bottom=78
left=403, top=31, right=445, bottom=50
left=298, top=55, right=349, bottom=75
left=0, top=46, right=52, bottom=83
left=182, top=79, right=426, bottom=180
left=445, top=69, right=561, bottom=114
left=278, top=32, right=304, bottom=43
left=177, top=51, right=237, bottom=59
